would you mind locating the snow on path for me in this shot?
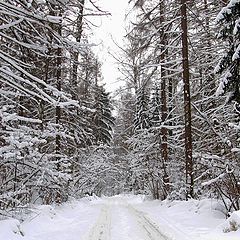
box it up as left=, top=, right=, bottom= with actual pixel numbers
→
left=86, top=196, right=172, bottom=240
left=132, top=198, right=240, bottom=240
left=87, top=204, right=111, bottom=240
left=127, top=204, right=171, bottom=240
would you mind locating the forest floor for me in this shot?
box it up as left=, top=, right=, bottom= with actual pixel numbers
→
left=0, top=194, right=239, bottom=240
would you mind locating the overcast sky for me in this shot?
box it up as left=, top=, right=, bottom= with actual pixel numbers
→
left=90, top=0, right=129, bottom=93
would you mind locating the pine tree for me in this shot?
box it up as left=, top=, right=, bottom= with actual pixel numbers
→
left=92, top=83, right=115, bottom=145
left=215, top=0, right=240, bottom=106
left=134, top=89, right=151, bottom=131
left=150, top=86, right=161, bottom=128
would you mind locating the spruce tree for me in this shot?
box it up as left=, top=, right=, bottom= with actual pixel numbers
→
left=215, top=0, right=240, bottom=106
left=134, top=89, right=151, bottom=131
left=92, top=84, right=115, bottom=145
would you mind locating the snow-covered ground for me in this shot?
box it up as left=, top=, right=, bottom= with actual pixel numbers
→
left=0, top=195, right=240, bottom=240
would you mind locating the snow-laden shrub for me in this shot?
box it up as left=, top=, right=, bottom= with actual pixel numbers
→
left=223, top=211, right=240, bottom=233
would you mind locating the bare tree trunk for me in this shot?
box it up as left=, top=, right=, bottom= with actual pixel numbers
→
left=38, top=50, right=51, bottom=131
left=71, top=0, right=85, bottom=96
left=180, top=0, right=194, bottom=199
left=56, top=47, right=62, bottom=166
left=55, top=10, right=62, bottom=175
left=160, top=0, right=169, bottom=199
left=168, top=74, right=173, bottom=137
left=13, top=162, right=17, bottom=207
left=55, top=41, right=62, bottom=203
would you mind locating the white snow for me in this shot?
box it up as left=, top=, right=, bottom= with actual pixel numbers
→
left=216, top=7, right=231, bottom=23
left=216, top=0, right=240, bottom=23
left=216, top=71, right=232, bottom=97
left=232, top=44, right=240, bottom=61
left=233, top=19, right=240, bottom=35
left=27, top=0, right=33, bottom=8
left=201, top=173, right=226, bottom=186
left=222, top=211, right=240, bottom=233
left=46, top=15, right=63, bottom=24
left=0, top=195, right=239, bottom=240
left=229, top=0, right=240, bottom=7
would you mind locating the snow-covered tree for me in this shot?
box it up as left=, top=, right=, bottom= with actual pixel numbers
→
left=0, top=0, right=111, bottom=210
left=215, top=0, right=240, bottom=106
left=92, top=84, right=115, bottom=145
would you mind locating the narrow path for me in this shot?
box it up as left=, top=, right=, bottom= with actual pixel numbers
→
left=87, top=204, right=111, bottom=240
left=86, top=198, right=173, bottom=240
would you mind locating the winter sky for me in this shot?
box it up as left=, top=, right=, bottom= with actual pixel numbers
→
left=90, top=0, right=129, bottom=93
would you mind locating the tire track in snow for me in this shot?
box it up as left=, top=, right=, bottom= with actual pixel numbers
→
left=127, top=205, right=172, bottom=240
left=87, top=204, right=111, bottom=240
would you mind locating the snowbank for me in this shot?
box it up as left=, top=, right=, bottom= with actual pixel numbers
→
left=132, top=198, right=235, bottom=240
left=222, top=211, right=240, bottom=233
left=0, top=218, right=23, bottom=240
left=0, top=198, right=101, bottom=240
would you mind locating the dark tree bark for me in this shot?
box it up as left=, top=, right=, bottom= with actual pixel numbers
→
left=54, top=8, right=63, bottom=171
left=180, top=0, right=194, bottom=199
left=71, top=0, right=85, bottom=97
left=160, top=0, right=169, bottom=199
left=55, top=45, right=62, bottom=165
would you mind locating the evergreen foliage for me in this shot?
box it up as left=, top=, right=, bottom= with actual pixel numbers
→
left=215, top=0, right=240, bottom=105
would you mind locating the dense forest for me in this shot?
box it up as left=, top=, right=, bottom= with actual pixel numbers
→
left=0, top=0, right=239, bottom=218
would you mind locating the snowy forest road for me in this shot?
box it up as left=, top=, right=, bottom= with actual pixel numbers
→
left=86, top=197, right=172, bottom=240
left=87, top=204, right=112, bottom=240
left=2, top=195, right=232, bottom=240
left=127, top=204, right=170, bottom=240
